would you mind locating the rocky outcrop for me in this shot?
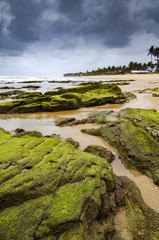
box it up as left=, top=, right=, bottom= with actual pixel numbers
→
left=81, top=108, right=159, bottom=185
left=0, top=128, right=159, bottom=239
left=0, top=83, right=128, bottom=113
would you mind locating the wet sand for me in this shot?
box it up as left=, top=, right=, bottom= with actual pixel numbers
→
left=0, top=73, right=159, bottom=212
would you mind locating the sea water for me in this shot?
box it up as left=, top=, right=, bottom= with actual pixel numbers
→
left=0, top=75, right=113, bottom=94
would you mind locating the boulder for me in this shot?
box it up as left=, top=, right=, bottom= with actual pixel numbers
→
left=0, top=128, right=159, bottom=239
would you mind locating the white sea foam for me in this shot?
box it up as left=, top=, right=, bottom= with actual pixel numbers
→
left=0, top=76, right=79, bottom=93
left=0, top=75, right=111, bottom=94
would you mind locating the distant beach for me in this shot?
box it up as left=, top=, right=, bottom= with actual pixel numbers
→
left=76, top=73, right=159, bottom=81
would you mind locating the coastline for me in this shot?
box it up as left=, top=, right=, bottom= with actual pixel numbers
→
left=76, top=73, right=159, bottom=80
left=77, top=73, right=159, bottom=100
left=75, top=73, right=159, bottom=81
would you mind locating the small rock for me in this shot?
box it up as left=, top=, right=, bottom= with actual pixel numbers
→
left=84, top=145, right=115, bottom=163
left=65, top=137, right=80, bottom=148
left=15, top=128, right=25, bottom=133
left=45, top=134, right=60, bottom=138
left=56, top=118, right=76, bottom=126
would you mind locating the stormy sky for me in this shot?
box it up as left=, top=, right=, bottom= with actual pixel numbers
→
left=0, top=0, right=159, bottom=76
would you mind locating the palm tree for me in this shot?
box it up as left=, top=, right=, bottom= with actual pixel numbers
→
left=153, top=47, right=159, bottom=71
left=147, top=45, right=155, bottom=61
left=147, top=45, right=155, bottom=71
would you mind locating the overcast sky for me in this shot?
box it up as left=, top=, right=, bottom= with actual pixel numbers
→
left=0, top=0, right=159, bottom=77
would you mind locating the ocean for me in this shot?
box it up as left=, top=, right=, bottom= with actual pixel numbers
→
left=0, top=76, right=79, bottom=94
left=0, top=75, right=113, bottom=96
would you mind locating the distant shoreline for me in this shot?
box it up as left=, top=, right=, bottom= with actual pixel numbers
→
left=73, top=73, right=159, bottom=81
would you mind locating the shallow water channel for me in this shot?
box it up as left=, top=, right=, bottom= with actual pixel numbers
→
left=0, top=92, right=159, bottom=212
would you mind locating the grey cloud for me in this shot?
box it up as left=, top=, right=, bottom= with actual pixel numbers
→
left=0, top=1, right=14, bottom=36
left=145, top=3, right=159, bottom=25
left=57, top=0, right=84, bottom=19
left=52, top=0, right=159, bottom=47
left=0, top=0, right=159, bottom=55
left=50, top=0, right=139, bottom=47
left=0, top=0, right=41, bottom=52
left=8, top=0, right=43, bottom=42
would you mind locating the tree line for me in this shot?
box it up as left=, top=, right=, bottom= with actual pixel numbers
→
left=64, top=46, right=159, bottom=76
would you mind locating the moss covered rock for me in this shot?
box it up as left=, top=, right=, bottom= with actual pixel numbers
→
left=81, top=108, right=159, bottom=185
left=0, top=128, right=115, bottom=239
left=0, top=83, right=126, bottom=113
left=0, top=128, right=159, bottom=239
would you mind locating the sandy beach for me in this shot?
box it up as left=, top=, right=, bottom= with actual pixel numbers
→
left=78, top=73, right=159, bottom=89
left=78, top=73, right=159, bottom=81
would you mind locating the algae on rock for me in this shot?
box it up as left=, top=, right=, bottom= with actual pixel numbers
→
left=0, top=83, right=126, bottom=113
left=0, top=128, right=159, bottom=239
left=81, top=108, right=159, bottom=185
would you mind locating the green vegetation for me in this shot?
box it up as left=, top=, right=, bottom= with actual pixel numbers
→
left=147, top=45, right=159, bottom=71
left=64, top=61, right=152, bottom=76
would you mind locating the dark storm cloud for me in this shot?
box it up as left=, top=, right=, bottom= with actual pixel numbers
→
left=57, top=0, right=84, bottom=19
left=83, top=0, right=138, bottom=47
left=0, top=0, right=42, bottom=52
left=46, top=0, right=139, bottom=47
left=0, top=0, right=159, bottom=55
left=144, top=1, right=159, bottom=31
left=8, top=0, right=43, bottom=42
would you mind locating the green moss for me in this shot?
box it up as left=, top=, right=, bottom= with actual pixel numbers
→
left=121, top=108, right=159, bottom=127
left=127, top=200, right=147, bottom=238
left=0, top=99, right=23, bottom=113
left=140, top=87, right=159, bottom=93
left=126, top=198, right=159, bottom=240
left=81, top=85, right=121, bottom=101
left=1, top=127, right=159, bottom=239
left=82, top=108, right=159, bottom=184
left=61, top=92, right=82, bottom=101
left=0, top=129, right=116, bottom=239
left=0, top=83, right=125, bottom=113
left=120, top=118, right=158, bottom=154
left=43, top=179, right=101, bottom=226
left=59, top=224, right=85, bottom=240
left=14, top=91, right=43, bottom=99
left=0, top=90, right=25, bottom=98
left=44, top=83, right=109, bottom=95
left=0, top=194, right=53, bottom=240
left=152, top=88, right=159, bottom=92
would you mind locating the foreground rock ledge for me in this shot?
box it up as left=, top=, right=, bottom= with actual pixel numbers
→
left=81, top=108, right=159, bottom=186
left=0, top=128, right=159, bottom=239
